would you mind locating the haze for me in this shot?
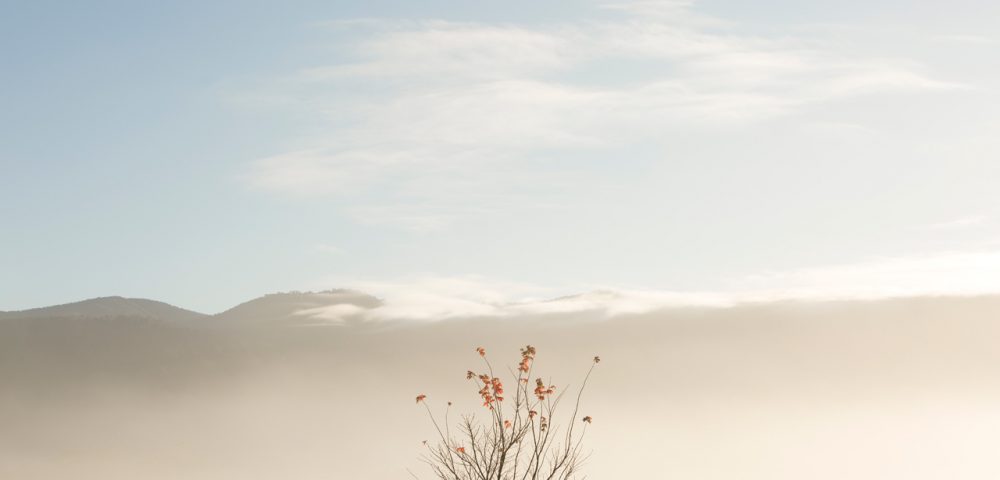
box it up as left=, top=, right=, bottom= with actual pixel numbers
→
left=3, top=0, right=999, bottom=478
left=4, top=294, right=1000, bottom=479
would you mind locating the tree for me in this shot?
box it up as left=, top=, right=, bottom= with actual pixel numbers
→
left=413, top=345, right=600, bottom=480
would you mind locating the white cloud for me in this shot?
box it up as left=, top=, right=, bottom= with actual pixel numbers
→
left=736, top=249, right=1000, bottom=300
left=924, top=215, right=989, bottom=230
left=298, top=248, right=1000, bottom=323
left=242, top=1, right=960, bottom=229
left=932, top=34, right=997, bottom=45
left=303, top=22, right=579, bottom=81
left=246, top=149, right=419, bottom=196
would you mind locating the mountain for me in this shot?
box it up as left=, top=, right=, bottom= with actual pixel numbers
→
left=0, top=290, right=384, bottom=327
left=212, top=289, right=381, bottom=326
left=0, top=296, right=208, bottom=323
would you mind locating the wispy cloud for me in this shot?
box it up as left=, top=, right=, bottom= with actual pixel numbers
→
left=241, top=0, right=960, bottom=229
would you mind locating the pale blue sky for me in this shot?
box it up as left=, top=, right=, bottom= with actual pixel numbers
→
left=3, top=0, right=999, bottom=314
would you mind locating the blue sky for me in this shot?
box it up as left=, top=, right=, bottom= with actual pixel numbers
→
left=3, top=0, right=1000, bottom=314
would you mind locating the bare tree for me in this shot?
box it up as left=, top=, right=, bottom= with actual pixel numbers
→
left=414, top=345, right=600, bottom=480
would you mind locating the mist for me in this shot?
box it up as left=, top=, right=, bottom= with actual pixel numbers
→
left=4, top=295, right=1000, bottom=479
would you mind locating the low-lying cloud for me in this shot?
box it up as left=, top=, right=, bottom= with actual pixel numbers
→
left=299, top=247, right=1000, bottom=323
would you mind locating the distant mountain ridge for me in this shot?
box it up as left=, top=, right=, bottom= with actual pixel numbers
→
left=214, top=290, right=381, bottom=326
left=10, top=290, right=1000, bottom=328
left=0, top=296, right=208, bottom=323
left=0, top=290, right=382, bottom=326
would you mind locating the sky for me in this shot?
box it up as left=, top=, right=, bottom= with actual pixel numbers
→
left=2, top=0, right=1000, bottom=314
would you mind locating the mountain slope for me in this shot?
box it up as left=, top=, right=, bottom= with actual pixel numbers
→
left=0, top=296, right=207, bottom=323
left=212, top=289, right=381, bottom=326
